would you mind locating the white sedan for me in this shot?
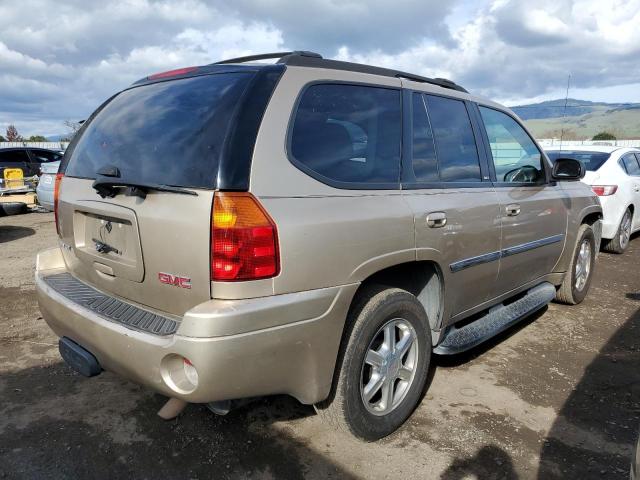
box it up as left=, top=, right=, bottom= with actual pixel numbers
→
left=546, top=146, right=640, bottom=253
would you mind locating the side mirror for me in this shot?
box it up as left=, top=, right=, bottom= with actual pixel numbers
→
left=552, top=158, right=585, bottom=181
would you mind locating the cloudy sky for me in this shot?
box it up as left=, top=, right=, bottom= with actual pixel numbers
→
left=1, top=0, right=639, bottom=137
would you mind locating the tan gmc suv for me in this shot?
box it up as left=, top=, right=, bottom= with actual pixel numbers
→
left=36, top=51, right=602, bottom=440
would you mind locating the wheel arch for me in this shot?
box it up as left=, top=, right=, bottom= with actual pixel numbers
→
left=350, top=260, right=445, bottom=332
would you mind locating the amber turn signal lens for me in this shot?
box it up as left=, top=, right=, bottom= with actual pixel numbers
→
left=211, top=192, right=279, bottom=281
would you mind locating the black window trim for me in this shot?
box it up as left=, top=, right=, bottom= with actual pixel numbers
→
left=401, top=90, right=492, bottom=190
left=285, top=80, right=403, bottom=191
left=473, top=103, right=551, bottom=188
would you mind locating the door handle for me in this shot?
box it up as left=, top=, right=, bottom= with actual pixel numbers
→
left=506, top=204, right=521, bottom=216
left=426, top=212, right=447, bottom=228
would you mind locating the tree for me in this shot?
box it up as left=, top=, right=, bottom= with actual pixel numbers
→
left=28, top=135, right=47, bottom=142
left=0, top=135, right=5, bottom=142
left=5, top=124, right=22, bottom=142
left=62, top=119, right=83, bottom=141
left=592, top=132, right=616, bottom=141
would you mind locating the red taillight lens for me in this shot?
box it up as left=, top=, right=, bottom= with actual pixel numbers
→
left=53, top=173, right=64, bottom=235
left=148, top=66, right=198, bottom=80
left=591, top=185, right=618, bottom=196
left=211, top=192, right=279, bottom=281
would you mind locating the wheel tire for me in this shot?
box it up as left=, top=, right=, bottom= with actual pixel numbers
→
left=314, top=285, right=431, bottom=441
left=603, top=208, right=632, bottom=254
left=0, top=202, right=28, bottom=217
left=555, top=224, right=596, bottom=305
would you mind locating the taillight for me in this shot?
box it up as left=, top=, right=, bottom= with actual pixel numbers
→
left=53, top=173, right=64, bottom=235
left=211, top=192, right=279, bottom=281
left=591, top=185, right=618, bottom=196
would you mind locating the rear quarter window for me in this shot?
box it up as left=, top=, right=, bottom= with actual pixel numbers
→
left=289, top=83, right=402, bottom=188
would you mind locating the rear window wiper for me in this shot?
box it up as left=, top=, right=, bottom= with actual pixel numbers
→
left=92, top=178, right=198, bottom=199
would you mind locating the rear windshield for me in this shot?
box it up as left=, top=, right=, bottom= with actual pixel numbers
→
left=546, top=150, right=611, bottom=171
left=65, top=73, right=253, bottom=189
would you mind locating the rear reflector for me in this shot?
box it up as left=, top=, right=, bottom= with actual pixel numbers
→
left=148, top=66, right=198, bottom=80
left=591, top=185, right=618, bottom=196
left=211, top=192, right=279, bottom=281
left=53, top=173, right=64, bottom=235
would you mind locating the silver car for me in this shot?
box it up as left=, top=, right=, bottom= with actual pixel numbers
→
left=36, top=160, right=61, bottom=211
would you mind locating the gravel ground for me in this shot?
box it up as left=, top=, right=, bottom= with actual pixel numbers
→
left=1, top=212, right=638, bottom=479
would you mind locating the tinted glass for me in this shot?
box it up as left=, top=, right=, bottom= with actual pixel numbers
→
left=30, top=150, right=62, bottom=163
left=479, top=106, right=543, bottom=183
left=0, top=150, right=30, bottom=163
left=546, top=151, right=610, bottom=171
left=411, top=93, right=438, bottom=182
left=622, top=154, right=640, bottom=175
left=425, top=95, right=481, bottom=182
left=290, top=84, right=401, bottom=185
left=65, top=73, right=253, bottom=189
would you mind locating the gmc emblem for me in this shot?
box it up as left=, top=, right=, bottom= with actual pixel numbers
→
left=158, top=272, right=192, bottom=289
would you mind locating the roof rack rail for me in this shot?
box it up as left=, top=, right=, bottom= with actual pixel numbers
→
left=280, top=55, right=467, bottom=93
left=213, top=51, right=322, bottom=65
left=212, top=51, right=467, bottom=93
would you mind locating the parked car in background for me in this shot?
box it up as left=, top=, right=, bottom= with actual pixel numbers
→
left=546, top=146, right=640, bottom=253
left=36, top=160, right=61, bottom=211
left=0, top=147, right=63, bottom=177
left=36, top=51, right=601, bottom=441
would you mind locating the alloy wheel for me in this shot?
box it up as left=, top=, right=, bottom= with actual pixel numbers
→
left=360, top=318, right=419, bottom=416
left=574, top=239, right=592, bottom=291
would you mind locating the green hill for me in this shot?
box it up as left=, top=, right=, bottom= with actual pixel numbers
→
left=510, top=99, right=640, bottom=139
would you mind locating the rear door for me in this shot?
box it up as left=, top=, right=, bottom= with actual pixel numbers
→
left=475, top=105, right=567, bottom=295
left=57, top=72, right=255, bottom=316
left=401, top=91, right=501, bottom=320
left=624, top=153, right=640, bottom=230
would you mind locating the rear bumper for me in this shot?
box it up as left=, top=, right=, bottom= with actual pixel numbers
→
left=598, top=196, right=625, bottom=239
left=36, top=246, right=358, bottom=404
left=35, top=185, right=54, bottom=211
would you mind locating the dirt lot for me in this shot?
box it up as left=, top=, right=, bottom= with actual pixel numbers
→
left=1, top=212, right=638, bottom=479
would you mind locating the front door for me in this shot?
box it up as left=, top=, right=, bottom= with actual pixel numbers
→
left=475, top=105, right=567, bottom=296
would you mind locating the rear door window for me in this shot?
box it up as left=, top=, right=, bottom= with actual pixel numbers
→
left=289, top=83, right=402, bottom=186
left=65, top=72, right=253, bottom=189
left=424, top=95, right=481, bottom=182
left=622, top=154, right=640, bottom=176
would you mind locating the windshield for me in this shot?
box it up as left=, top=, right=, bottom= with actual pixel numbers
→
left=546, top=150, right=611, bottom=172
left=64, top=72, right=253, bottom=189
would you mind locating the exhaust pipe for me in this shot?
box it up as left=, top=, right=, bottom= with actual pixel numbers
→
left=157, top=398, right=188, bottom=420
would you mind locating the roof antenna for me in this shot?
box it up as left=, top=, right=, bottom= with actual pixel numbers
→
left=559, top=73, right=571, bottom=151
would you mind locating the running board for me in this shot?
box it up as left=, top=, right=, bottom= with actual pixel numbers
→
left=434, top=282, right=556, bottom=355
